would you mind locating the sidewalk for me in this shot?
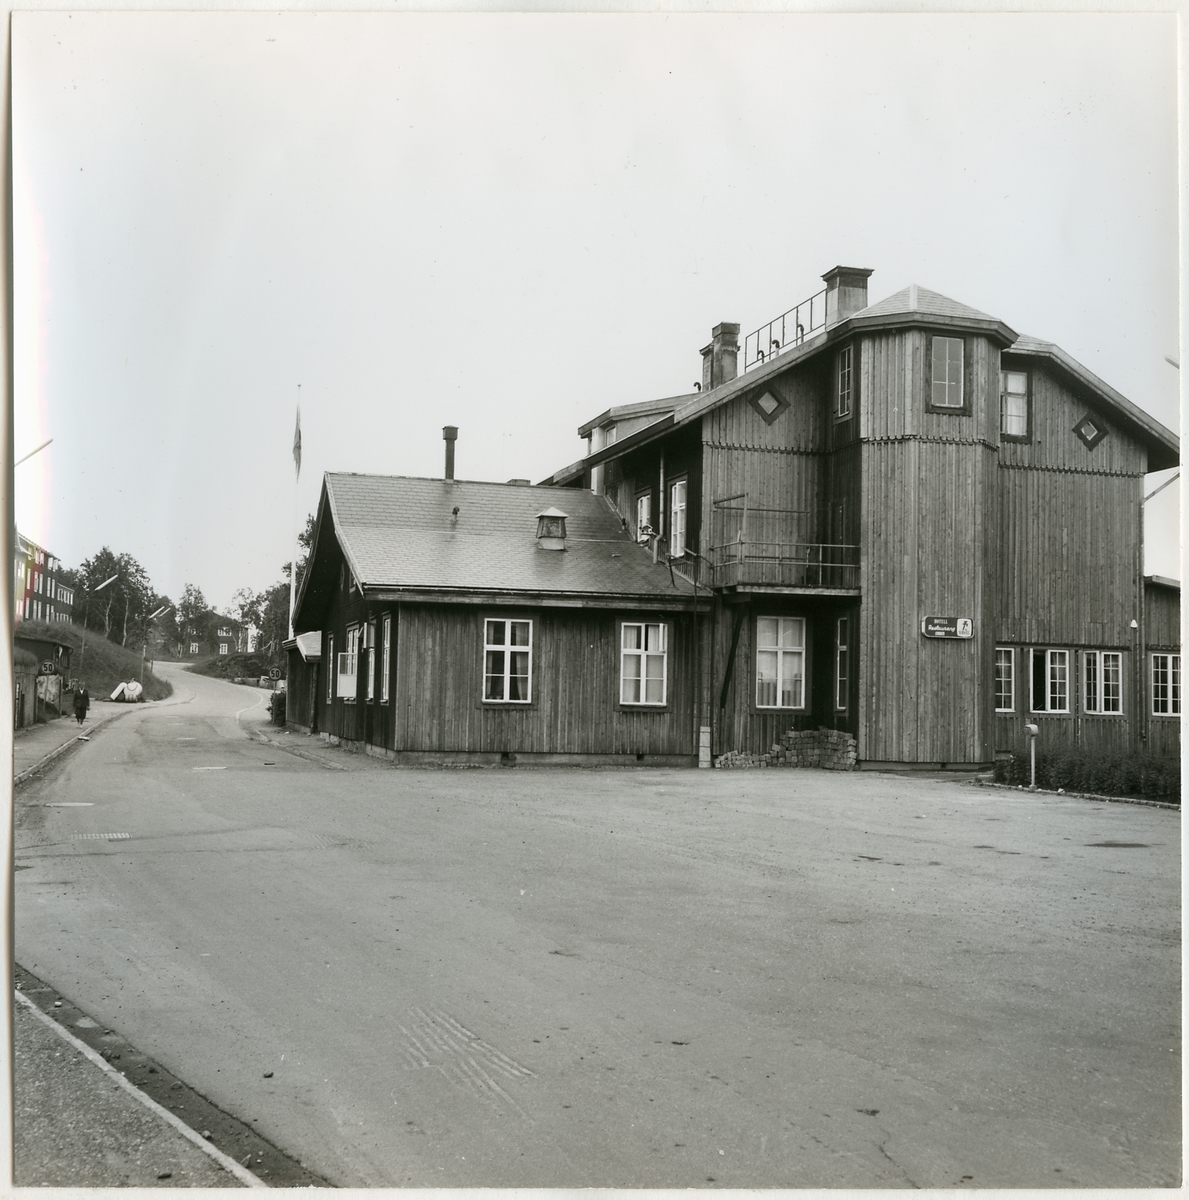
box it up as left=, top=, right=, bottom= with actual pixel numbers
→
left=13, top=702, right=126, bottom=784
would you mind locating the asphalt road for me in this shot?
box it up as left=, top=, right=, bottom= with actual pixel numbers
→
left=14, top=663, right=1180, bottom=1188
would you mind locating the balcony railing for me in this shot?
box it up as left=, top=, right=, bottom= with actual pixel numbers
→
left=742, top=287, right=829, bottom=371
left=709, top=496, right=859, bottom=590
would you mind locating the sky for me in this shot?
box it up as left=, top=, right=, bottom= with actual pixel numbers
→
left=12, top=10, right=1182, bottom=613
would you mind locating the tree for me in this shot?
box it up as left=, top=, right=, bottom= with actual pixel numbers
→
left=77, top=548, right=154, bottom=645
left=176, top=583, right=215, bottom=654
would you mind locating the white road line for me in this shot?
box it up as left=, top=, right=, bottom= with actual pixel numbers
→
left=14, top=990, right=267, bottom=1189
left=236, top=692, right=266, bottom=725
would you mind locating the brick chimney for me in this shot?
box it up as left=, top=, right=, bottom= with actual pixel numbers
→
left=700, top=322, right=740, bottom=391
left=443, top=426, right=458, bottom=479
left=821, top=267, right=874, bottom=325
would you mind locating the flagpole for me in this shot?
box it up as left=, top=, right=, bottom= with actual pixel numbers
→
left=289, top=388, right=302, bottom=642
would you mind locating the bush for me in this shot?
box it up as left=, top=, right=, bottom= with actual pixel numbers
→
left=191, top=652, right=273, bottom=680
left=269, top=690, right=286, bottom=726
left=993, top=749, right=1180, bottom=803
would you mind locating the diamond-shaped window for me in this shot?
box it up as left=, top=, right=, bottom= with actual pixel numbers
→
left=1073, top=414, right=1107, bottom=450
left=749, top=389, right=788, bottom=426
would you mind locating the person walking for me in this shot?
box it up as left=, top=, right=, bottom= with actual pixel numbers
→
left=73, top=682, right=90, bottom=726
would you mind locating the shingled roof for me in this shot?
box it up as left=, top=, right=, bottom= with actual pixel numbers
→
left=294, top=474, right=697, bottom=628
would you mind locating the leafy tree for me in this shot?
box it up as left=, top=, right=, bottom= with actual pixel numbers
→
left=76, top=548, right=154, bottom=645
left=176, top=583, right=215, bottom=654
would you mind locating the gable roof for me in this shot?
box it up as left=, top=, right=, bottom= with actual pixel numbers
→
left=294, top=474, right=697, bottom=628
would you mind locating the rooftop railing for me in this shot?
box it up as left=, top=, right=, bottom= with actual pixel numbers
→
left=742, top=288, right=829, bottom=371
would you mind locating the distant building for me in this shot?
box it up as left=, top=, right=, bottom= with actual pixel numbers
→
left=13, top=532, right=73, bottom=625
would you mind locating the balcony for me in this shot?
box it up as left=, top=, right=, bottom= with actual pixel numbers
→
left=708, top=496, right=859, bottom=592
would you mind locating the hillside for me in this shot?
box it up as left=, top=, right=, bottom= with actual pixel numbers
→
left=14, top=619, right=173, bottom=701
left=190, top=651, right=279, bottom=682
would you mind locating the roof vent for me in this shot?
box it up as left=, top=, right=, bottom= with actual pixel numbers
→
left=536, top=506, right=568, bottom=551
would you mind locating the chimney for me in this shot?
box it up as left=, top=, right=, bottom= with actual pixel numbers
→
left=821, top=266, right=874, bottom=326
left=443, top=426, right=458, bottom=479
left=535, top=506, right=568, bottom=551
left=700, top=322, right=740, bottom=391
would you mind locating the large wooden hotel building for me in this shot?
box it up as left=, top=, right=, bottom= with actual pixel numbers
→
left=288, top=267, right=1180, bottom=769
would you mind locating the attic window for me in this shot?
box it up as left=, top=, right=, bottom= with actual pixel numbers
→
left=749, top=389, right=788, bottom=426
left=1073, top=414, right=1107, bottom=450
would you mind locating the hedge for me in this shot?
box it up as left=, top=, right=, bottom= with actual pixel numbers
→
left=993, top=749, right=1180, bottom=803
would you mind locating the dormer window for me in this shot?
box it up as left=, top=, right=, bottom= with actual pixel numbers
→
left=536, top=507, right=568, bottom=550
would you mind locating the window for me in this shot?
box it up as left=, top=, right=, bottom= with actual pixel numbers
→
left=1030, top=648, right=1069, bottom=713
left=836, top=346, right=853, bottom=420
left=189, top=642, right=199, bottom=655
left=365, top=621, right=376, bottom=701
left=621, top=622, right=667, bottom=705
left=756, top=617, right=806, bottom=709
left=219, top=643, right=229, bottom=655
left=636, top=493, right=652, bottom=543
left=339, top=627, right=360, bottom=700
left=994, top=648, right=1015, bottom=712
left=1000, top=370, right=1029, bottom=439
left=484, top=618, right=532, bottom=703
left=669, top=479, right=687, bottom=557
left=1152, top=653, right=1181, bottom=715
left=381, top=615, right=391, bottom=703
left=327, top=634, right=335, bottom=700
left=835, top=617, right=849, bottom=710
left=931, top=336, right=964, bottom=408
left=1084, top=651, right=1122, bottom=714
left=605, top=424, right=617, bottom=445
left=1073, top=414, right=1107, bottom=450
left=217, top=627, right=231, bottom=637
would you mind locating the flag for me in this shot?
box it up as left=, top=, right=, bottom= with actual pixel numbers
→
left=292, top=405, right=302, bottom=480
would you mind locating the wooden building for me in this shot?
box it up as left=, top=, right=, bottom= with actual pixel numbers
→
left=290, top=474, right=704, bottom=765
left=541, top=266, right=1180, bottom=768
left=291, top=264, right=1179, bottom=769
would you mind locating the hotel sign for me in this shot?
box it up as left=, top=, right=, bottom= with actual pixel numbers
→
left=922, top=616, right=973, bottom=639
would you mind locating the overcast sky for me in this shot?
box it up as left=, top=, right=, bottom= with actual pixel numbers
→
left=13, top=10, right=1181, bottom=612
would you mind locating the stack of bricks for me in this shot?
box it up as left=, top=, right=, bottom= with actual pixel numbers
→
left=714, top=727, right=857, bottom=771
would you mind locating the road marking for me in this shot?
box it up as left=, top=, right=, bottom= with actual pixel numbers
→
left=192, top=766, right=228, bottom=771
left=236, top=693, right=266, bottom=725
left=177, top=737, right=197, bottom=741
left=70, top=833, right=131, bottom=841
left=14, top=990, right=266, bottom=1188
left=45, top=802, right=93, bottom=807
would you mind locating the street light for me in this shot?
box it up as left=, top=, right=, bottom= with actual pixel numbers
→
left=142, top=605, right=172, bottom=684
left=76, top=573, right=119, bottom=684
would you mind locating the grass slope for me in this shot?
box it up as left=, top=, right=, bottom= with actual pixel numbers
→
left=15, top=619, right=173, bottom=701
left=190, top=651, right=278, bottom=681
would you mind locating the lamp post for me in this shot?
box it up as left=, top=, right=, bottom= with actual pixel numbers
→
left=142, top=605, right=171, bottom=684
left=76, top=573, right=119, bottom=686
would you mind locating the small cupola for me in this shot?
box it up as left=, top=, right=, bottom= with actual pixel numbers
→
left=536, top=506, right=568, bottom=551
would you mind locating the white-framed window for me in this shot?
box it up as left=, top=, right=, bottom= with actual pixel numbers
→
left=484, top=618, right=532, bottom=703
left=381, top=615, right=391, bottom=703
left=327, top=634, right=335, bottom=700
left=217, top=627, right=231, bottom=637
left=1084, top=650, right=1122, bottom=714
left=836, top=345, right=853, bottom=420
left=931, top=336, right=964, bottom=408
left=219, top=643, right=229, bottom=655
left=756, top=616, right=806, bottom=709
left=835, top=617, right=849, bottom=710
left=338, top=626, right=360, bottom=701
left=636, top=493, right=652, bottom=543
left=1152, top=653, right=1181, bottom=715
left=621, top=622, right=667, bottom=705
left=1000, top=370, right=1028, bottom=439
left=994, top=647, right=1015, bottom=712
left=365, top=621, right=376, bottom=701
left=189, top=642, right=199, bottom=655
left=1030, top=648, right=1069, bottom=713
left=669, top=479, right=687, bottom=557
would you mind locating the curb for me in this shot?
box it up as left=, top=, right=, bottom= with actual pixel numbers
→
left=14, top=710, right=128, bottom=787
left=974, top=779, right=1180, bottom=811
left=14, top=990, right=266, bottom=1188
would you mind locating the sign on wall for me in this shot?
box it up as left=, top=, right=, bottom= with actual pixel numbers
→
left=922, top=616, right=974, bottom=639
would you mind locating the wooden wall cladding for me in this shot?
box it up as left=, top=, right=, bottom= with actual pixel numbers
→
left=996, top=467, right=1141, bottom=646
left=388, top=604, right=698, bottom=756
left=1144, top=584, right=1181, bottom=649
left=858, top=438, right=997, bottom=764
left=702, top=367, right=824, bottom=452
